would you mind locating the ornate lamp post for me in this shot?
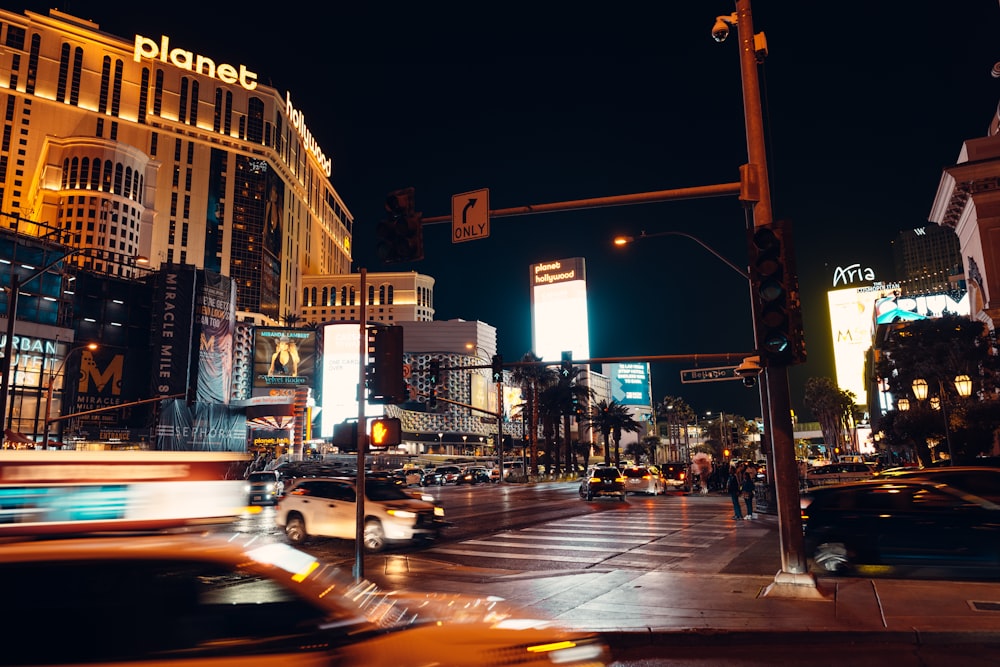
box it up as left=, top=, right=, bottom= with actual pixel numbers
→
left=910, top=375, right=974, bottom=464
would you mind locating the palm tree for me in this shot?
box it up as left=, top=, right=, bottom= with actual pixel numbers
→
left=655, top=396, right=696, bottom=462
left=803, top=377, right=855, bottom=458
left=583, top=399, right=643, bottom=468
left=511, top=352, right=557, bottom=477
left=535, top=365, right=590, bottom=476
left=280, top=311, right=301, bottom=327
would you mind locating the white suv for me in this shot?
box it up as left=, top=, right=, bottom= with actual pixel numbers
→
left=276, top=477, right=445, bottom=551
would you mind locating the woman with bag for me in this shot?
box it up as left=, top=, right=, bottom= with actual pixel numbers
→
left=740, top=472, right=756, bottom=520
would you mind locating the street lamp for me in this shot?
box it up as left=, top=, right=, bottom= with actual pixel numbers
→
left=42, top=342, right=97, bottom=448
left=613, top=231, right=748, bottom=280
left=911, top=375, right=974, bottom=464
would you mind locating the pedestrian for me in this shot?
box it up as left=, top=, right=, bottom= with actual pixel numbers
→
left=741, top=471, right=756, bottom=519
left=727, top=469, right=743, bottom=521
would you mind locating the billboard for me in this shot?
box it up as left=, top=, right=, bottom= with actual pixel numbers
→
left=253, top=328, right=316, bottom=389
left=318, top=323, right=384, bottom=438
left=607, top=362, right=651, bottom=406
left=530, top=257, right=590, bottom=364
left=828, top=285, right=898, bottom=405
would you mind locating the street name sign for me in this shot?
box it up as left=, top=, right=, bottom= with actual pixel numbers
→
left=680, top=366, right=740, bottom=383
left=452, top=188, right=489, bottom=243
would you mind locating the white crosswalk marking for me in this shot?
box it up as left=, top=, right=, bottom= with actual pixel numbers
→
left=424, top=500, right=766, bottom=570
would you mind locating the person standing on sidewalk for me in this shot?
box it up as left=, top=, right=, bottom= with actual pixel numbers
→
left=727, top=469, right=743, bottom=520
left=741, top=471, right=756, bottom=520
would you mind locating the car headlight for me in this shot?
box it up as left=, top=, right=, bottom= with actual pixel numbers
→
left=386, top=509, right=417, bottom=519
left=433, top=506, right=445, bottom=517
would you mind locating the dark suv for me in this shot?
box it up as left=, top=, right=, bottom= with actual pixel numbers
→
left=579, top=466, right=627, bottom=501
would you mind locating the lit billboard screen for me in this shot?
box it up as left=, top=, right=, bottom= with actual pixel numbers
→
left=253, top=328, right=316, bottom=388
left=319, top=323, right=384, bottom=438
left=608, top=362, right=651, bottom=406
left=530, top=257, right=590, bottom=364
left=828, top=286, right=897, bottom=404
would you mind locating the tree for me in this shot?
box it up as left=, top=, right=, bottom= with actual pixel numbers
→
left=280, top=311, right=301, bottom=327
left=536, top=365, right=590, bottom=475
left=581, top=399, right=643, bottom=468
left=511, top=352, right=557, bottom=477
left=655, top=397, right=696, bottom=462
left=874, top=315, right=1000, bottom=463
left=803, top=377, right=856, bottom=457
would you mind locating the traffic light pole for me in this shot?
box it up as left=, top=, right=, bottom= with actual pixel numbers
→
left=732, top=0, right=814, bottom=596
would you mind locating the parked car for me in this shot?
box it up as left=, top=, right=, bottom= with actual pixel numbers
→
left=276, top=477, right=446, bottom=551
left=579, top=466, right=627, bottom=502
left=800, top=479, right=1000, bottom=575
left=455, top=466, right=491, bottom=485
left=873, top=466, right=1000, bottom=503
left=803, top=462, right=875, bottom=488
left=622, top=465, right=665, bottom=495
left=0, top=532, right=610, bottom=667
left=246, top=469, right=283, bottom=505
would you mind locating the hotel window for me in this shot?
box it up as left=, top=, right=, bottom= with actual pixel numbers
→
left=69, top=46, right=83, bottom=106
left=56, top=43, right=69, bottom=102
left=153, top=70, right=163, bottom=116
left=110, top=59, right=123, bottom=117
left=99, top=56, right=111, bottom=113
left=24, top=34, right=37, bottom=94
left=138, top=68, right=149, bottom=123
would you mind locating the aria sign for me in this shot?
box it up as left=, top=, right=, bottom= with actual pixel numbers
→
left=832, top=263, right=876, bottom=287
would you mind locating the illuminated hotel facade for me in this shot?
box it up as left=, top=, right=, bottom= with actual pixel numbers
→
left=0, top=7, right=352, bottom=320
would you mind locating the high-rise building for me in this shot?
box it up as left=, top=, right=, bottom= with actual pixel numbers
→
left=0, top=8, right=352, bottom=322
left=891, top=224, right=963, bottom=297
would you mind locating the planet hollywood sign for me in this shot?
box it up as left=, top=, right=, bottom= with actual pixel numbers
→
left=133, top=34, right=332, bottom=177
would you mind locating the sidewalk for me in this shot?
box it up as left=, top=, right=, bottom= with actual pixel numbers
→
left=363, top=498, right=1000, bottom=646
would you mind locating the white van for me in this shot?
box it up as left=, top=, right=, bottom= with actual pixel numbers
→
left=501, top=461, right=525, bottom=479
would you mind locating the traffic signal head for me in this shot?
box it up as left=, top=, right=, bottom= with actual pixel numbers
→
left=491, top=354, right=503, bottom=383
left=560, top=351, right=572, bottom=378
left=427, top=388, right=437, bottom=409
left=376, top=187, right=424, bottom=263
left=366, top=325, right=405, bottom=404
left=748, top=220, right=806, bottom=366
left=369, top=417, right=401, bottom=447
left=428, top=359, right=440, bottom=385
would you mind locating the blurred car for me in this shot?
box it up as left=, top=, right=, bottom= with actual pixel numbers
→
left=246, top=469, right=283, bottom=505
left=873, top=466, right=1000, bottom=503
left=455, top=466, right=491, bottom=485
left=622, top=465, right=665, bottom=495
left=276, top=477, right=446, bottom=551
left=393, top=467, right=425, bottom=486
left=800, top=479, right=1000, bottom=575
left=803, top=461, right=875, bottom=488
left=368, top=470, right=406, bottom=486
left=421, top=469, right=444, bottom=486
left=579, top=466, right=627, bottom=501
left=659, top=462, right=689, bottom=491
left=0, top=532, right=611, bottom=667
left=429, top=464, right=463, bottom=485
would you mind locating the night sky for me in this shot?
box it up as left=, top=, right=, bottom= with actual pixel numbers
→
left=18, top=2, right=1000, bottom=421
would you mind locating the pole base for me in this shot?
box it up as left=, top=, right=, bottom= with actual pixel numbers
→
left=760, top=570, right=832, bottom=600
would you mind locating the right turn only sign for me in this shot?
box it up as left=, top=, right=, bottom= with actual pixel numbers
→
left=452, top=188, right=489, bottom=243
